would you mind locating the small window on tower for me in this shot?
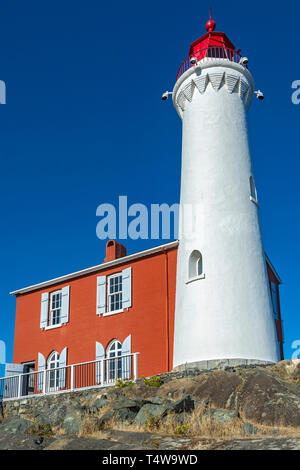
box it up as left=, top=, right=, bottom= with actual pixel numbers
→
left=249, top=176, right=258, bottom=204
left=188, top=250, right=204, bottom=280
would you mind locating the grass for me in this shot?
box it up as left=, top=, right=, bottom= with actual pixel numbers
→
left=77, top=401, right=300, bottom=441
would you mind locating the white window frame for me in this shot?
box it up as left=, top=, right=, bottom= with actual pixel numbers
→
left=104, top=273, right=123, bottom=316
left=106, top=340, right=123, bottom=381
left=47, top=351, right=60, bottom=392
left=186, top=250, right=205, bottom=284
left=47, top=290, right=63, bottom=329
left=249, top=175, right=259, bottom=206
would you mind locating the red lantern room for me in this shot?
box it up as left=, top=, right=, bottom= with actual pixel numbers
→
left=177, top=12, right=245, bottom=80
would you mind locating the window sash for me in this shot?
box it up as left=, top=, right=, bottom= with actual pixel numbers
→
left=49, top=291, right=62, bottom=325
left=48, top=353, right=60, bottom=390
left=107, top=275, right=123, bottom=312
left=107, top=341, right=122, bottom=380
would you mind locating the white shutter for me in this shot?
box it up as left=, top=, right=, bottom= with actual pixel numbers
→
left=61, top=286, right=70, bottom=324
left=0, top=340, right=6, bottom=364
left=37, top=352, right=46, bottom=392
left=97, top=276, right=106, bottom=315
left=122, top=267, right=132, bottom=309
left=121, top=334, right=132, bottom=380
left=4, top=364, right=24, bottom=398
left=96, top=342, right=105, bottom=384
left=40, top=292, right=49, bottom=329
left=59, top=347, right=68, bottom=388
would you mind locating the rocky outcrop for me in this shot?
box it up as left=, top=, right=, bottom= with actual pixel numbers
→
left=0, top=360, right=299, bottom=445
left=0, top=431, right=300, bottom=451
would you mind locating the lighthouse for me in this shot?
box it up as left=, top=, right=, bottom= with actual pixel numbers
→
left=172, top=15, right=279, bottom=369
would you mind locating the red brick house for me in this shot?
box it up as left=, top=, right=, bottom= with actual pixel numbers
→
left=2, top=239, right=283, bottom=398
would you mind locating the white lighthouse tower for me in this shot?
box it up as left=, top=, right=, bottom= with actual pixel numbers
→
left=172, top=15, right=279, bottom=370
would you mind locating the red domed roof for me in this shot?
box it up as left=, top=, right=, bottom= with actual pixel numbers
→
left=206, top=10, right=216, bottom=32
left=176, top=12, right=244, bottom=80
left=188, top=13, right=236, bottom=58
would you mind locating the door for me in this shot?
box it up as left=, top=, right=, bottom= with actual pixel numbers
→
left=23, top=363, right=35, bottom=396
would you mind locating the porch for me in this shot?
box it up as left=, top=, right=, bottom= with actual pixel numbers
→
left=0, top=352, right=139, bottom=401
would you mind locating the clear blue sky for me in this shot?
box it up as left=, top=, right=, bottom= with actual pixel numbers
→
left=0, top=0, right=299, bottom=373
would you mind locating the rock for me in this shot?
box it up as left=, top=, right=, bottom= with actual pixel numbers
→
left=205, top=408, right=239, bottom=424
left=152, top=397, right=172, bottom=405
left=161, top=412, right=191, bottom=426
left=34, top=437, right=44, bottom=445
left=48, top=405, right=67, bottom=427
left=31, top=423, right=53, bottom=436
left=167, top=395, right=194, bottom=414
left=239, top=369, right=300, bottom=427
left=112, top=397, right=149, bottom=411
left=134, top=404, right=169, bottom=426
left=242, top=422, right=259, bottom=435
left=157, top=370, right=242, bottom=410
left=114, top=408, right=137, bottom=424
left=0, top=417, right=33, bottom=434
left=63, top=411, right=82, bottom=435
left=215, top=437, right=300, bottom=450
left=35, top=414, right=51, bottom=427
left=92, top=398, right=109, bottom=410
left=277, top=359, right=300, bottom=381
left=19, top=399, right=28, bottom=405
left=98, top=410, right=115, bottom=427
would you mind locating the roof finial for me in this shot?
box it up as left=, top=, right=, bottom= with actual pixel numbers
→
left=206, top=7, right=216, bottom=32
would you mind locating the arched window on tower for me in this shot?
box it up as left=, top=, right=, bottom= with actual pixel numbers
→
left=189, top=250, right=203, bottom=279
left=249, top=176, right=258, bottom=204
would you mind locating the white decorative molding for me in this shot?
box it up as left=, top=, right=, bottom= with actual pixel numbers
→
left=185, top=273, right=206, bottom=285
left=175, top=70, right=253, bottom=114
left=225, top=74, right=239, bottom=93
left=209, top=71, right=225, bottom=91
left=173, top=61, right=255, bottom=117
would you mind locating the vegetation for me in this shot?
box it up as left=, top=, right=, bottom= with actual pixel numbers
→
left=142, top=375, right=162, bottom=387
left=143, top=413, right=160, bottom=431
left=175, top=423, right=190, bottom=435
left=115, top=378, right=134, bottom=388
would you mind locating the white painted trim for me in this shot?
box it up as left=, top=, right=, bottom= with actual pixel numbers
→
left=172, top=59, right=255, bottom=117
left=10, top=241, right=179, bottom=296
left=174, top=59, right=255, bottom=97
left=186, top=273, right=206, bottom=285
left=250, top=196, right=259, bottom=208
left=44, top=323, right=63, bottom=331
left=103, top=309, right=124, bottom=317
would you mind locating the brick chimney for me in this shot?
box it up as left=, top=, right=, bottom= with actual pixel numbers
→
left=104, top=240, right=127, bottom=263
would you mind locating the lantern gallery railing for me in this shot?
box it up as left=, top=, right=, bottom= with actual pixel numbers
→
left=0, top=353, right=139, bottom=401
left=176, top=46, right=246, bottom=80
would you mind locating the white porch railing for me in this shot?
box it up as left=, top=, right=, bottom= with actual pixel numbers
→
left=0, top=353, right=139, bottom=401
